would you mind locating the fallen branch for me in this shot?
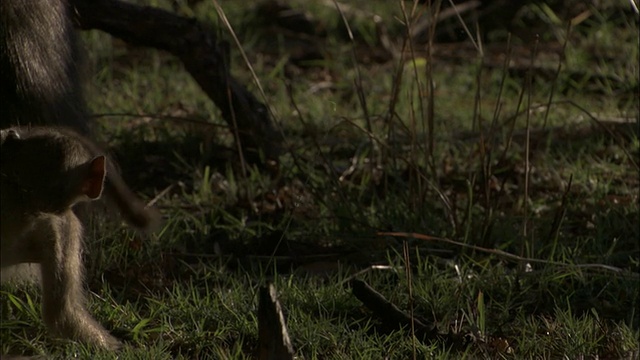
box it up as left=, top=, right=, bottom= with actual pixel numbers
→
left=351, top=279, right=446, bottom=343
left=378, top=232, right=639, bottom=279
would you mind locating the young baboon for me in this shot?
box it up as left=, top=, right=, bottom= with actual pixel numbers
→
left=1, top=126, right=160, bottom=350
left=0, top=0, right=89, bottom=132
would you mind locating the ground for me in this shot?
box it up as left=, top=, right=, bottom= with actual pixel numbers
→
left=1, top=1, right=638, bottom=358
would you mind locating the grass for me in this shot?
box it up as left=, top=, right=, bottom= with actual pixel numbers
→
left=2, top=0, right=639, bottom=358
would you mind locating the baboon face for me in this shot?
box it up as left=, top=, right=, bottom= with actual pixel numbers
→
left=1, top=127, right=100, bottom=212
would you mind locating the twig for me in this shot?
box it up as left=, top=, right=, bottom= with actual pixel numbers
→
left=377, top=232, right=639, bottom=279
left=546, top=174, right=573, bottom=254
left=351, top=279, right=443, bottom=342
left=402, top=241, right=417, bottom=360
left=521, top=35, right=539, bottom=260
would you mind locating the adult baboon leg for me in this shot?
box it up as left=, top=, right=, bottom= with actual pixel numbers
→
left=0, top=0, right=89, bottom=133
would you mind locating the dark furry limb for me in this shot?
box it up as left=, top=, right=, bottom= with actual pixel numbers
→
left=72, top=0, right=282, bottom=162
left=0, top=0, right=89, bottom=133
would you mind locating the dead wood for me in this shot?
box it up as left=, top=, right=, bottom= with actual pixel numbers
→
left=351, top=279, right=446, bottom=343
left=72, top=0, right=282, bottom=163
left=258, top=283, right=295, bottom=360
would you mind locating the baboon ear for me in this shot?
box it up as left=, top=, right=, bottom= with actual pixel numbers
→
left=81, top=156, right=107, bottom=200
